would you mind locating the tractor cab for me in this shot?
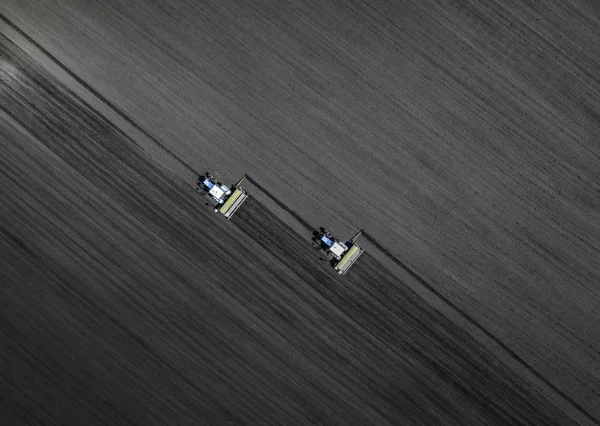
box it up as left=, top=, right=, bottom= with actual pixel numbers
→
left=318, top=233, right=348, bottom=260
left=201, top=176, right=232, bottom=204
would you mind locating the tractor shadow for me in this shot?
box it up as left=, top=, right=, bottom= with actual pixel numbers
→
left=311, top=227, right=336, bottom=265
left=310, top=227, right=324, bottom=247
left=196, top=175, right=216, bottom=206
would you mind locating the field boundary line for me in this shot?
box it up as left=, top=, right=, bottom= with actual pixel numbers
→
left=245, top=174, right=598, bottom=425
left=0, top=13, right=198, bottom=177
left=2, top=12, right=596, bottom=424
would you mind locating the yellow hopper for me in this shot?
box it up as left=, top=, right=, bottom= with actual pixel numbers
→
left=333, top=230, right=364, bottom=275
left=216, top=175, right=249, bottom=219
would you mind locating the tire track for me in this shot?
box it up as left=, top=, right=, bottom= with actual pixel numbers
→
left=2, top=16, right=597, bottom=422
left=246, top=173, right=599, bottom=424
left=0, top=18, right=594, bottom=426
left=0, top=14, right=197, bottom=176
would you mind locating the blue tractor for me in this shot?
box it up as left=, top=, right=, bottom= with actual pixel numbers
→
left=198, top=173, right=249, bottom=219
left=316, top=229, right=364, bottom=275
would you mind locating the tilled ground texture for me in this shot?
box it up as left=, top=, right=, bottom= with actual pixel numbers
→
left=1, top=3, right=599, bottom=420
left=0, top=35, right=583, bottom=425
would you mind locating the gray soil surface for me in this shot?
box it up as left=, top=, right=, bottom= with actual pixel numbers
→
left=1, top=1, right=600, bottom=424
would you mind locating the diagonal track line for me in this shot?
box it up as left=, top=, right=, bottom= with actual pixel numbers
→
left=360, top=231, right=598, bottom=425
left=2, top=12, right=596, bottom=424
left=245, top=175, right=314, bottom=232
left=245, top=175, right=599, bottom=424
left=0, top=13, right=197, bottom=176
